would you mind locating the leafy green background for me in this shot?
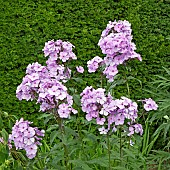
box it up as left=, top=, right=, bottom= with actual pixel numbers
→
left=0, top=0, right=169, bottom=121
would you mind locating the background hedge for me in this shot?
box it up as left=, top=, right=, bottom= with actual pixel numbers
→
left=0, top=0, right=169, bottom=122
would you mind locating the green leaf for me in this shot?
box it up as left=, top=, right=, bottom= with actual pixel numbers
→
left=72, top=78, right=86, bottom=84
left=8, top=120, right=13, bottom=129
left=51, top=154, right=64, bottom=166
left=0, top=115, right=3, bottom=129
left=123, top=148, right=135, bottom=159
left=65, top=126, right=78, bottom=137
left=44, top=115, right=54, bottom=124
left=46, top=124, right=58, bottom=132
left=73, top=94, right=81, bottom=106
left=163, top=67, right=170, bottom=75
left=108, top=79, right=126, bottom=91
left=87, top=157, right=109, bottom=167
left=127, top=76, right=142, bottom=88
left=37, top=113, right=54, bottom=124
left=37, top=113, right=53, bottom=119
left=0, top=144, right=9, bottom=165
left=147, top=133, right=160, bottom=155
left=1, top=129, right=8, bottom=143
left=13, top=160, right=23, bottom=170
left=112, top=167, right=127, bottom=170
left=69, top=160, right=92, bottom=170
left=50, top=130, right=58, bottom=145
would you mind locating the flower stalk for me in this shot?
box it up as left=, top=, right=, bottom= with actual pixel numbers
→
left=107, top=133, right=111, bottom=170
left=54, top=111, right=70, bottom=170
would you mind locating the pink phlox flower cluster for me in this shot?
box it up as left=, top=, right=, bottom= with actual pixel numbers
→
left=98, top=20, right=138, bottom=56
left=127, top=124, right=143, bottom=136
left=81, top=87, right=142, bottom=136
left=99, top=33, right=133, bottom=55
left=43, top=39, right=77, bottom=62
left=104, top=97, right=138, bottom=129
left=87, top=56, right=103, bottom=73
left=76, top=66, right=84, bottom=73
left=37, top=79, right=68, bottom=111
left=17, top=39, right=78, bottom=116
left=142, top=98, right=158, bottom=111
left=87, top=20, right=141, bottom=82
left=9, top=118, right=45, bottom=159
left=103, top=64, right=118, bottom=82
left=43, top=39, right=78, bottom=83
left=16, top=62, right=77, bottom=116
left=58, top=103, right=78, bottom=118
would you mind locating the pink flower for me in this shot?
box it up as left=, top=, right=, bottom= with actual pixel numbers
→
left=87, top=56, right=103, bottom=73
left=96, top=117, right=106, bottom=125
left=143, top=98, right=158, bottom=111
left=9, top=118, right=45, bottom=159
left=97, top=20, right=142, bottom=82
left=24, top=127, right=35, bottom=138
left=25, top=144, right=38, bottom=159
left=76, top=66, right=84, bottom=73
left=127, top=124, right=143, bottom=136
left=98, top=127, right=108, bottom=134
left=58, top=103, right=71, bottom=118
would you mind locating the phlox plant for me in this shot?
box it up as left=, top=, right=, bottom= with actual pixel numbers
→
left=0, top=20, right=159, bottom=170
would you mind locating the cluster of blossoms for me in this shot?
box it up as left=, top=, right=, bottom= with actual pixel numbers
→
left=38, top=78, right=77, bottom=116
left=76, top=66, right=84, bottom=73
left=87, top=56, right=103, bottom=73
left=15, top=39, right=83, bottom=159
left=16, top=40, right=79, bottom=117
left=43, top=39, right=77, bottom=62
left=127, top=98, right=158, bottom=137
left=80, top=86, right=143, bottom=136
left=142, top=98, right=158, bottom=111
left=127, top=124, right=143, bottom=136
left=43, top=40, right=77, bottom=82
left=16, top=62, right=49, bottom=101
left=8, top=118, right=44, bottom=159
left=84, top=20, right=159, bottom=138
left=87, top=20, right=142, bottom=82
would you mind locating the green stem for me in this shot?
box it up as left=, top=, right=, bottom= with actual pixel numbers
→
left=126, top=79, right=130, bottom=98
left=58, top=118, right=70, bottom=170
left=88, top=122, right=92, bottom=132
left=126, top=137, right=130, bottom=168
left=54, top=110, right=70, bottom=170
left=123, top=65, right=130, bottom=98
left=107, top=134, right=111, bottom=170
left=101, top=73, right=103, bottom=88
left=120, top=128, right=122, bottom=160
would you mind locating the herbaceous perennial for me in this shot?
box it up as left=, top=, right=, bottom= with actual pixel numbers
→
left=9, top=118, right=44, bottom=159
left=15, top=40, right=81, bottom=159
left=13, top=20, right=158, bottom=162
left=80, top=86, right=143, bottom=135
left=88, top=20, right=142, bottom=82
left=82, top=20, right=158, bottom=136
left=16, top=40, right=78, bottom=115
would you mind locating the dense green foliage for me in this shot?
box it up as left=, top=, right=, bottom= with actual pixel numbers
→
left=0, top=0, right=169, bottom=120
